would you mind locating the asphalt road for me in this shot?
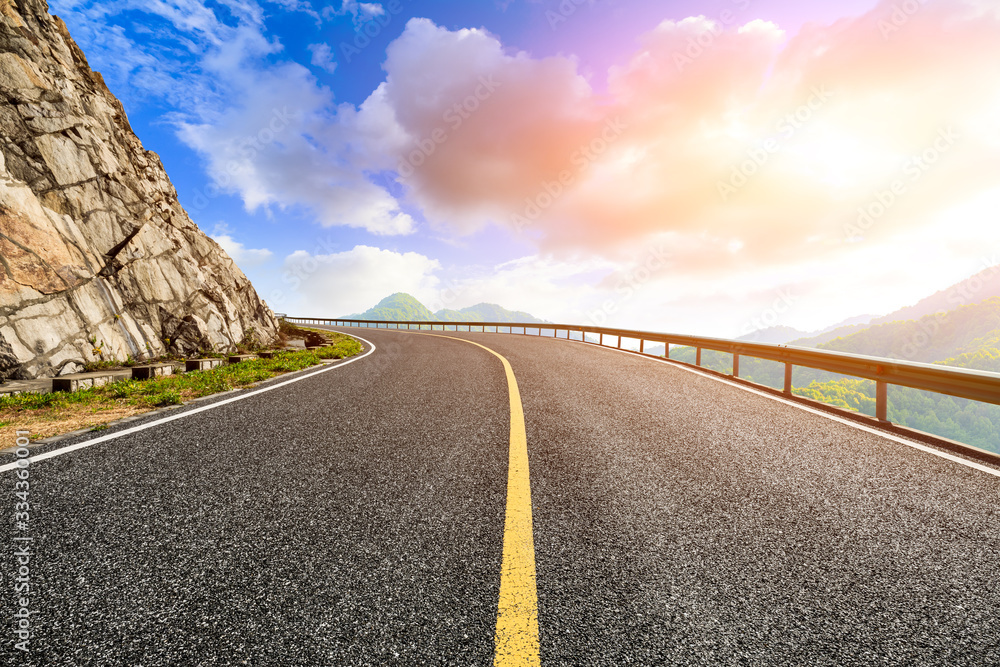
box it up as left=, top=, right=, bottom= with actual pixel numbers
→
left=2, top=327, right=999, bottom=665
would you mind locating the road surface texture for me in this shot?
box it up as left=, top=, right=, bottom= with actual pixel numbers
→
left=2, top=327, right=999, bottom=665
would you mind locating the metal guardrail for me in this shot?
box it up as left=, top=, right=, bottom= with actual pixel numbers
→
left=285, top=317, right=1000, bottom=425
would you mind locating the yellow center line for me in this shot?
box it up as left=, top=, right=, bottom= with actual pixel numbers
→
left=417, top=333, right=540, bottom=667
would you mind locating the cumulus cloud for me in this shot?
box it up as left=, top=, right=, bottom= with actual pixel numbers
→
left=424, top=253, right=616, bottom=317
left=282, top=245, right=441, bottom=315
left=211, top=233, right=274, bottom=267
left=55, top=0, right=414, bottom=236
left=307, top=42, right=337, bottom=73
left=73, top=2, right=1000, bottom=266
left=175, top=64, right=416, bottom=235
left=335, top=2, right=1000, bottom=272
left=376, top=18, right=602, bottom=232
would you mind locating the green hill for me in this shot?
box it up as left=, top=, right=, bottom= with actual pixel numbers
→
left=349, top=293, right=545, bottom=324
left=870, top=264, right=1000, bottom=325
left=742, top=316, right=874, bottom=346
left=752, top=264, right=1000, bottom=348
left=788, top=323, right=870, bottom=348
left=351, top=293, right=435, bottom=321
left=436, top=303, right=545, bottom=324
left=815, top=298, right=1000, bottom=363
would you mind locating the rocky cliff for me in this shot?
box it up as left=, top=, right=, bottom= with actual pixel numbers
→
left=0, top=0, right=279, bottom=380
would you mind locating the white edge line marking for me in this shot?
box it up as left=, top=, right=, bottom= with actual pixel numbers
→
left=332, top=326, right=1000, bottom=479
left=1, top=334, right=377, bottom=473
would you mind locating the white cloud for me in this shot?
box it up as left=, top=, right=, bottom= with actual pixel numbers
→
left=416, top=253, right=618, bottom=324
left=267, top=0, right=321, bottom=23
left=55, top=0, right=413, bottom=236
left=376, top=18, right=600, bottom=233
left=171, top=35, right=413, bottom=234
left=307, top=42, right=337, bottom=73
left=211, top=233, right=274, bottom=267
left=282, top=245, right=441, bottom=315
left=321, top=1, right=385, bottom=29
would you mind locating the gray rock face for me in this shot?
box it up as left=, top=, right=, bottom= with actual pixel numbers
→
left=0, top=0, right=278, bottom=380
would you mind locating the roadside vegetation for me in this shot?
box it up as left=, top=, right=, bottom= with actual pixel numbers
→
left=1, top=329, right=360, bottom=443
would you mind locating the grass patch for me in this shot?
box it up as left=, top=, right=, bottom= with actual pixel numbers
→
left=0, top=333, right=362, bottom=443
left=82, top=359, right=127, bottom=372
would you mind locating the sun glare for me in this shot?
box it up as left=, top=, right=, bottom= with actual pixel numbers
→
left=785, top=128, right=894, bottom=191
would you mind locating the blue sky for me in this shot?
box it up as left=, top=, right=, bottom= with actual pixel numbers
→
left=51, top=0, right=1000, bottom=335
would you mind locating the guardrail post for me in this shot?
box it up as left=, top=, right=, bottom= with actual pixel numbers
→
left=696, top=348, right=702, bottom=366
left=664, top=343, right=670, bottom=359
left=640, top=339, right=645, bottom=354
left=733, top=354, right=740, bottom=377
left=876, top=381, right=889, bottom=422
left=617, top=335, right=622, bottom=349
left=784, top=363, right=793, bottom=395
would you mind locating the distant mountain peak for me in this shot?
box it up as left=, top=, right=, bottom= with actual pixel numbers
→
left=737, top=325, right=809, bottom=345
left=742, top=264, right=1000, bottom=350
left=872, top=264, right=1000, bottom=325
left=348, top=294, right=545, bottom=324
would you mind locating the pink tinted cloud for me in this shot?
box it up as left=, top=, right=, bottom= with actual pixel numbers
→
left=381, top=18, right=602, bottom=229
left=355, top=1, right=1000, bottom=268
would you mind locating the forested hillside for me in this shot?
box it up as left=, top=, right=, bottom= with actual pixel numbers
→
left=788, top=324, right=869, bottom=348
left=435, top=304, right=545, bottom=323
left=672, top=298, right=1000, bottom=453
left=814, top=299, right=1000, bottom=363
left=746, top=264, right=1000, bottom=348
left=870, top=265, right=1000, bottom=325
left=349, top=293, right=545, bottom=323
left=350, top=293, right=436, bottom=321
